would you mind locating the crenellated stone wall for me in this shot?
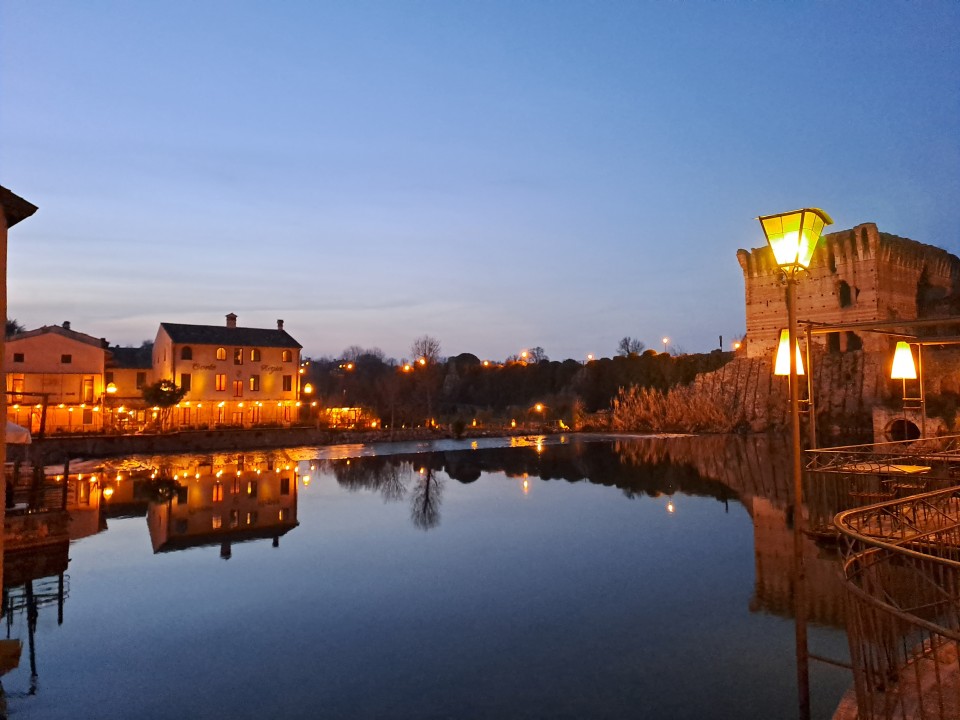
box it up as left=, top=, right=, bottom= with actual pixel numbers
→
left=737, top=223, right=960, bottom=358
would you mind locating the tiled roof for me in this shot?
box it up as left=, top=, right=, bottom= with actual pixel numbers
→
left=159, top=323, right=302, bottom=349
left=107, top=346, right=153, bottom=369
left=10, top=324, right=106, bottom=349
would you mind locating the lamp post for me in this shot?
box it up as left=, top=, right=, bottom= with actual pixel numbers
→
left=891, top=340, right=922, bottom=439
left=758, top=207, right=832, bottom=720
left=661, top=337, right=669, bottom=354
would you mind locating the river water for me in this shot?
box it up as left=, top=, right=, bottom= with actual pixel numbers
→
left=2, top=434, right=852, bottom=719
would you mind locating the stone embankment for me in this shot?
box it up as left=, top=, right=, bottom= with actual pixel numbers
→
left=688, top=350, right=889, bottom=434
left=22, top=425, right=543, bottom=460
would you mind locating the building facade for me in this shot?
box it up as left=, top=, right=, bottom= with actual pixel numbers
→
left=5, top=323, right=109, bottom=433
left=153, top=314, right=303, bottom=428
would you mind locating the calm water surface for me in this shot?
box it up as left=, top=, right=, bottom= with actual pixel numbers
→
left=3, top=435, right=851, bottom=719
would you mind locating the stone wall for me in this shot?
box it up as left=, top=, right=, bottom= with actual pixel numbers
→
left=737, top=223, right=960, bottom=358
left=687, top=350, right=891, bottom=434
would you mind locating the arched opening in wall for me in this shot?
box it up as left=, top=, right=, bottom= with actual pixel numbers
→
left=846, top=331, right=863, bottom=351
left=828, top=249, right=837, bottom=273
left=838, top=281, right=853, bottom=308
left=886, top=418, right=920, bottom=442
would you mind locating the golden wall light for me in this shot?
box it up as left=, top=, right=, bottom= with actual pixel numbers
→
left=891, top=341, right=917, bottom=380
left=774, top=329, right=804, bottom=376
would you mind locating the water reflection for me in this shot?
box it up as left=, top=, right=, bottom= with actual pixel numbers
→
left=2, top=436, right=860, bottom=718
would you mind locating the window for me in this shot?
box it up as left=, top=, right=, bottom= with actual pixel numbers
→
left=250, top=349, right=261, bottom=362
left=279, top=508, right=290, bottom=522
left=280, top=477, right=290, bottom=495
left=249, top=375, right=260, bottom=392
left=136, top=372, right=147, bottom=389
left=216, top=347, right=226, bottom=361
left=213, top=482, right=224, bottom=502
left=217, top=405, right=226, bottom=424
left=216, top=374, right=227, bottom=391
left=234, top=348, right=243, bottom=365
left=61, top=354, right=72, bottom=364
left=180, top=407, right=191, bottom=426
left=282, top=375, right=292, bottom=392
left=282, top=350, right=292, bottom=362
left=82, top=376, right=95, bottom=403
left=245, top=511, right=257, bottom=526
left=251, top=406, right=261, bottom=424
left=180, top=373, right=191, bottom=391
left=247, top=480, right=258, bottom=497
left=230, top=510, right=239, bottom=528
left=233, top=380, right=243, bottom=397
left=212, top=515, right=222, bottom=530
left=232, top=477, right=240, bottom=494
left=11, top=374, right=24, bottom=402
left=12, top=353, right=23, bottom=363
left=82, top=409, right=94, bottom=425
left=181, top=346, right=193, bottom=360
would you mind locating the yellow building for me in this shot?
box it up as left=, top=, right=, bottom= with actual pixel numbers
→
left=6, top=322, right=109, bottom=434
left=153, top=314, right=303, bottom=428
left=103, top=345, right=154, bottom=433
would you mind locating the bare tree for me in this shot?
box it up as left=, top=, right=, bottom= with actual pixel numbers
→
left=617, top=337, right=645, bottom=356
left=410, top=335, right=442, bottom=364
left=410, top=466, right=444, bottom=530
left=529, top=346, right=548, bottom=362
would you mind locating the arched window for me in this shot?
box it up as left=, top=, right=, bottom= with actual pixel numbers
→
left=282, top=350, right=292, bottom=362
left=216, top=347, right=226, bottom=361
left=250, top=349, right=261, bottom=362
left=181, top=346, right=193, bottom=360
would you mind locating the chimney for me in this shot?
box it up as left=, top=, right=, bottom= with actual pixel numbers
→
left=226, top=313, right=237, bottom=329
left=277, top=319, right=284, bottom=331
left=63, top=321, right=71, bottom=330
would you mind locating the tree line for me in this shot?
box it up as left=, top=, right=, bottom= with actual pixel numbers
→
left=303, top=335, right=732, bottom=428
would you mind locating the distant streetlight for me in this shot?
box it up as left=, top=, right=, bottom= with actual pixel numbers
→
left=661, top=337, right=669, bottom=353
left=758, top=206, right=832, bottom=720
left=586, top=353, right=594, bottom=363
left=732, top=341, right=742, bottom=351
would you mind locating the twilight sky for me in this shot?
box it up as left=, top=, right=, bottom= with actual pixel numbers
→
left=2, top=2, right=958, bottom=362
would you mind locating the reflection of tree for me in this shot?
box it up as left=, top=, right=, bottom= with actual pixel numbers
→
left=410, top=467, right=444, bottom=531
left=332, top=457, right=408, bottom=502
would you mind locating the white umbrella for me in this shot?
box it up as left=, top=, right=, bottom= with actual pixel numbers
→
left=5, top=421, right=31, bottom=445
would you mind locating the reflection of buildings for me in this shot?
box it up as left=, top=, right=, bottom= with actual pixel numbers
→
left=147, top=462, right=299, bottom=557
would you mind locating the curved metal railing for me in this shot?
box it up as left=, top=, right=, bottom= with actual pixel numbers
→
left=835, top=487, right=960, bottom=719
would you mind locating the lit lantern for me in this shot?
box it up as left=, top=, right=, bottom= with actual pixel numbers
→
left=774, top=329, right=805, bottom=376
left=891, top=341, right=917, bottom=380
left=757, top=208, right=833, bottom=277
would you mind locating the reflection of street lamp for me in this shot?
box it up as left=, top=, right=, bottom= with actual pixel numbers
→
left=758, top=207, right=831, bottom=720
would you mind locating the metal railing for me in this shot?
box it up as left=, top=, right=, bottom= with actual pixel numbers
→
left=809, top=434, right=960, bottom=476
left=835, top=486, right=960, bottom=718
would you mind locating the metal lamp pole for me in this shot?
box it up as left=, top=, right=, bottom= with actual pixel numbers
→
left=786, top=275, right=809, bottom=720
left=759, top=207, right=831, bottom=720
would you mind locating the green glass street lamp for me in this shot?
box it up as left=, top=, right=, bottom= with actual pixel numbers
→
left=758, top=207, right=832, bottom=720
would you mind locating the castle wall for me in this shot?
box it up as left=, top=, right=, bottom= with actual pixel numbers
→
left=738, top=223, right=960, bottom=358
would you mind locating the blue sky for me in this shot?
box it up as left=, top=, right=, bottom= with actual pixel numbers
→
left=2, top=1, right=958, bottom=361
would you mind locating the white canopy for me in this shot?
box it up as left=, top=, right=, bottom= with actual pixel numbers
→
left=5, top=422, right=31, bottom=445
